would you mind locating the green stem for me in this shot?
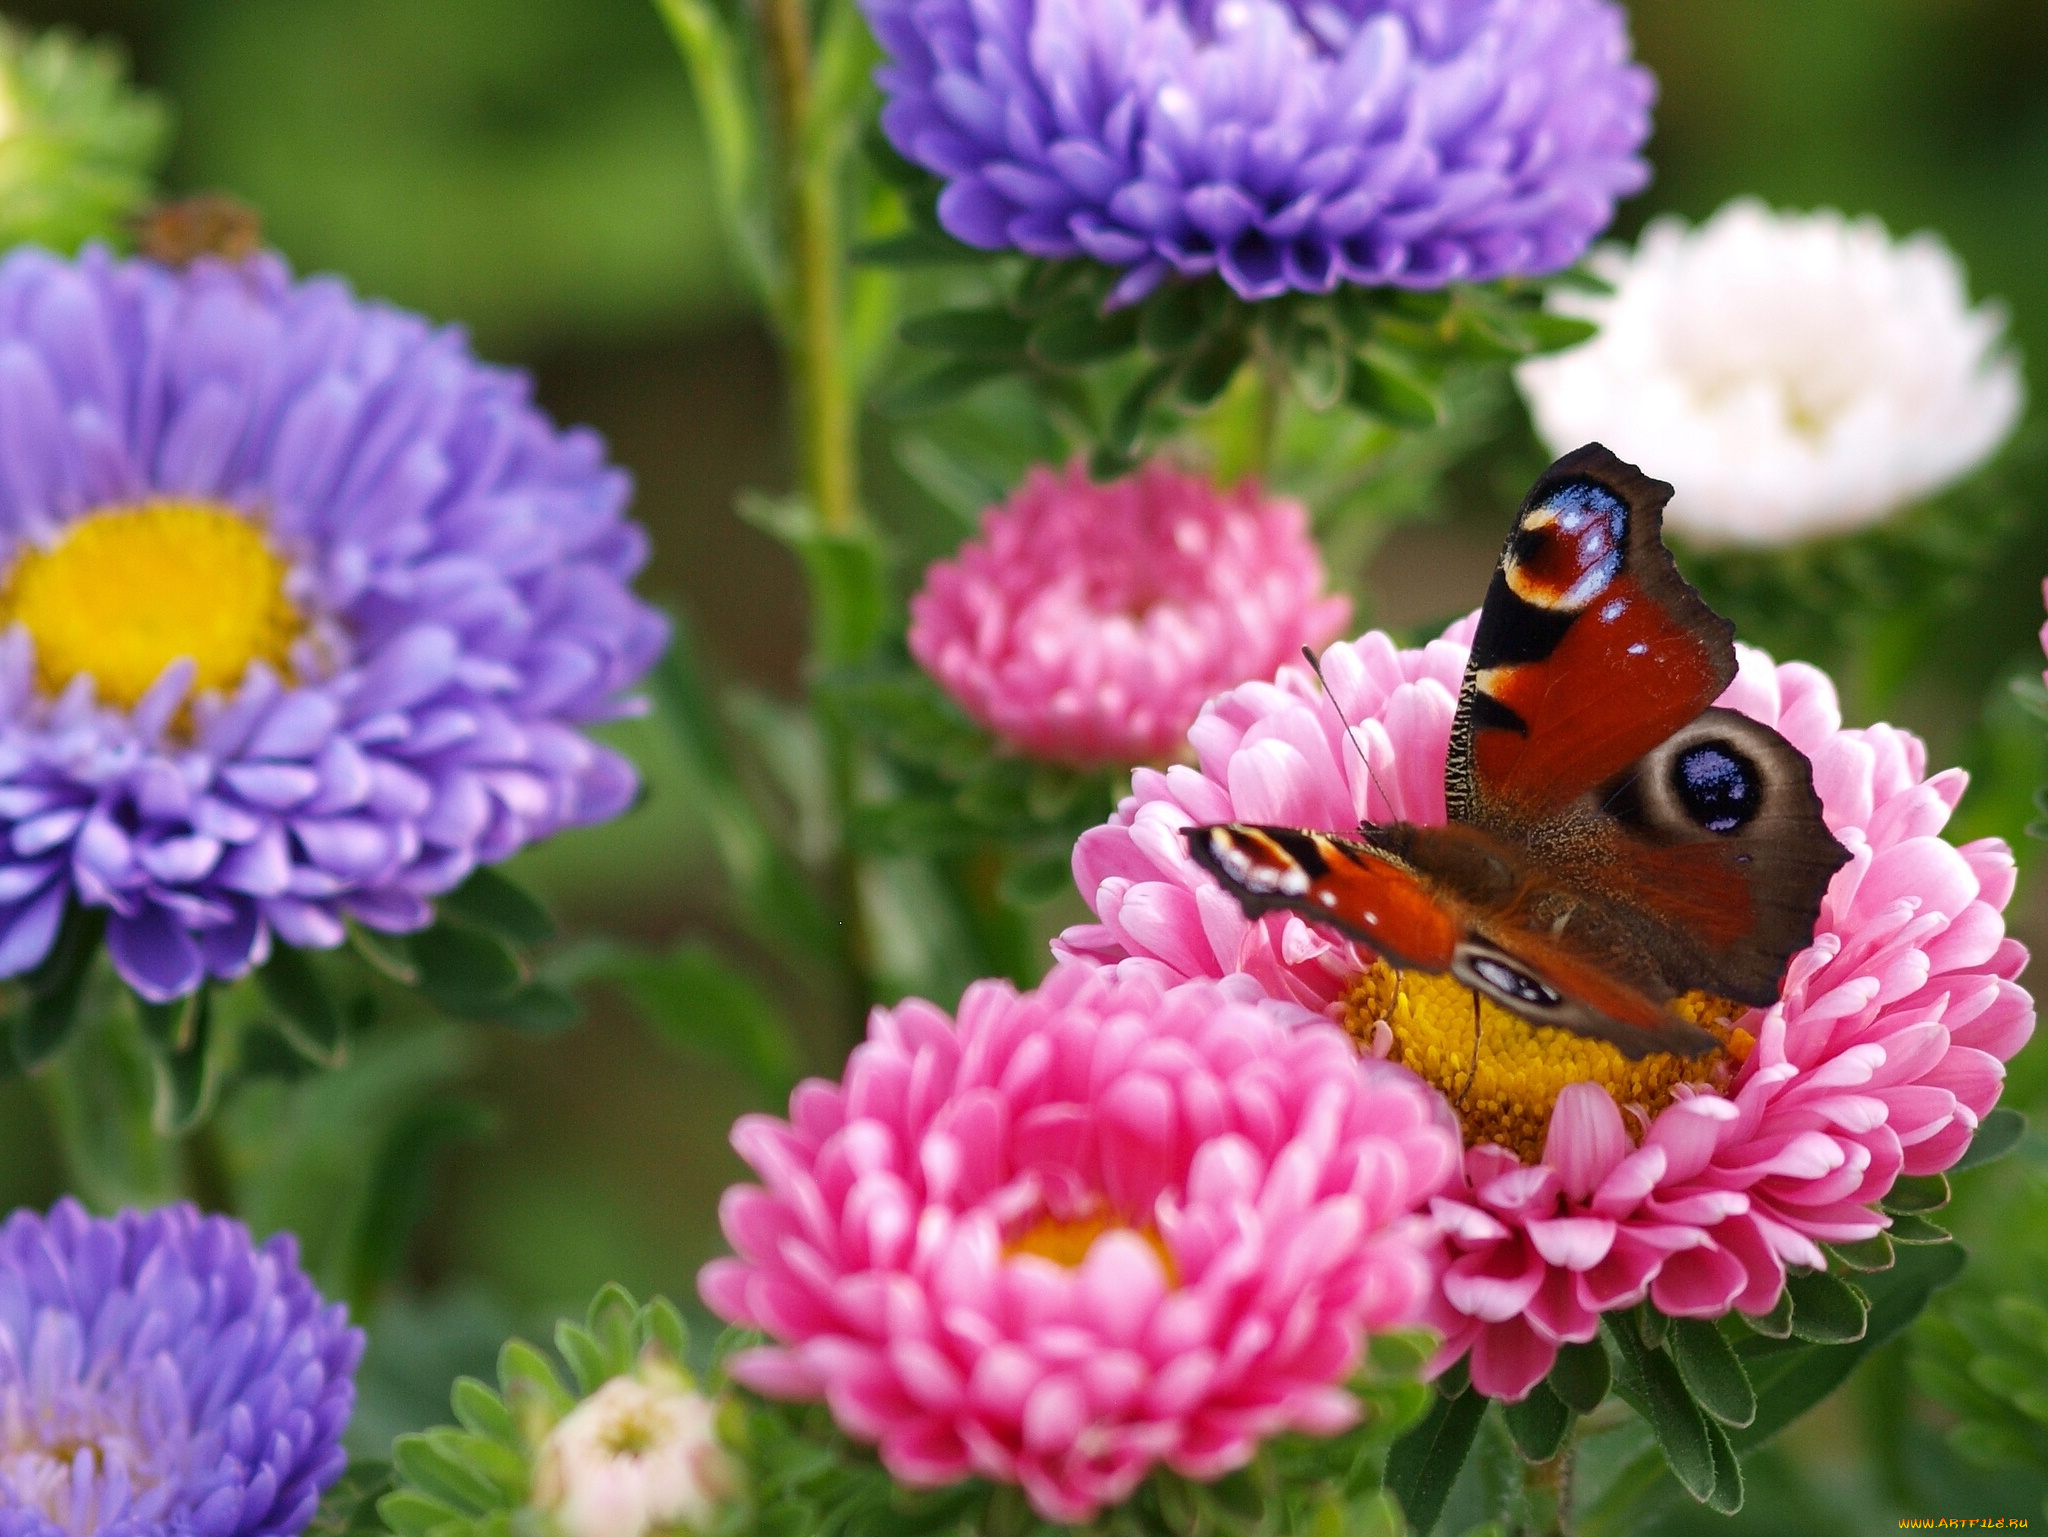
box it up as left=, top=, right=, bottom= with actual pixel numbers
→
left=756, top=0, right=859, bottom=539
left=1520, top=1428, right=1577, bottom=1537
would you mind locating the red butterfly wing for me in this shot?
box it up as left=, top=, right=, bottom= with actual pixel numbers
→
left=1447, top=444, right=1735, bottom=824
left=1183, top=825, right=1459, bottom=972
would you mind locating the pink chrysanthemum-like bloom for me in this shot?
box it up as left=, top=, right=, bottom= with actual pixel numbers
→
left=699, top=960, right=1459, bottom=1521
left=1057, top=619, right=2034, bottom=1401
left=908, top=462, right=1350, bottom=767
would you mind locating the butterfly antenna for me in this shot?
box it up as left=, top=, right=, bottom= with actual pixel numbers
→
left=1458, top=991, right=1483, bottom=1108
left=1301, top=646, right=1395, bottom=826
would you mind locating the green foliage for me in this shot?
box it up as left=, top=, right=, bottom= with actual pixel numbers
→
left=736, top=1330, right=1436, bottom=1537
left=379, top=1285, right=700, bottom=1536
left=0, top=20, right=166, bottom=253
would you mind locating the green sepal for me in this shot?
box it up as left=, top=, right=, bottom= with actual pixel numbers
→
left=1502, top=1380, right=1572, bottom=1461
left=258, top=945, right=348, bottom=1067
left=10, top=900, right=105, bottom=1069
left=309, top=1461, right=394, bottom=1535
left=437, top=868, right=554, bottom=948
left=1952, top=1106, right=2026, bottom=1172
left=1346, top=351, right=1442, bottom=427
left=1028, top=301, right=1140, bottom=367
left=1885, top=1211, right=1953, bottom=1245
left=1784, top=1270, right=1869, bottom=1343
left=1605, top=1311, right=1717, bottom=1503
left=899, top=306, right=1033, bottom=359
left=1881, top=1172, right=1951, bottom=1213
left=1546, top=1338, right=1611, bottom=1413
left=1746, top=1288, right=1796, bottom=1340
left=406, top=923, right=524, bottom=1018
left=1667, top=1317, right=1757, bottom=1429
left=1827, top=1232, right=1897, bottom=1271
left=1702, top=1417, right=1745, bottom=1515
left=143, top=984, right=215, bottom=1135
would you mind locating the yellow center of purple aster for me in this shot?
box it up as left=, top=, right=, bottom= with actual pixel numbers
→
left=1007, top=1211, right=1179, bottom=1284
left=1339, top=961, right=1752, bottom=1164
left=0, top=502, right=301, bottom=710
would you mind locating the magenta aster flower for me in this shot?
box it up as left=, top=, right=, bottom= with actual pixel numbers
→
left=864, top=0, right=1655, bottom=304
left=699, top=960, right=1460, bottom=1521
left=908, top=461, right=1349, bottom=767
left=0, top=245, right=666, bottom=1002
left=1058, top=621, right=2033, bottom=1401
left=0, top=1199, right=362, bottom=1536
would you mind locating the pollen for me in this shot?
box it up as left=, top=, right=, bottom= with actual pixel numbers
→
left=1008, top=1210, right=1179, bottom=1285
left=0, top=502, right=301, bottom=711
left=1340, top=961, right=1744, bottom=1164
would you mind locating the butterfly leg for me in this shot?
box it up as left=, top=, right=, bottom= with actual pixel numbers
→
left=1457, top=989, right=1483, bottom=1108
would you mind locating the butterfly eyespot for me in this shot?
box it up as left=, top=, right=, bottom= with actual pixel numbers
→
left=1465, top=953, right=1563, bottom=1007
left=1672, top=741, right=1763, bottom=834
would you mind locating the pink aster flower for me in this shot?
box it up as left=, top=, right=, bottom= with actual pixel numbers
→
left=1057, top=620, right=2034, bottom=1401
left=698, top=960, right=1459, bottom=1522
left=907, top=462, right=1350, bottom=767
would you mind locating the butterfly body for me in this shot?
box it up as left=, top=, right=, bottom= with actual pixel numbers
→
left=1187, top=446, right=1851, bottom=1060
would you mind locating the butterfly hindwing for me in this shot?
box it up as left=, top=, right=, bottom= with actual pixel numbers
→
left=1448, top=444, right=1735, bottom=824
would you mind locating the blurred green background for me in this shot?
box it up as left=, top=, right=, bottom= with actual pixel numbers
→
left=0, top=0, right=2044, bottom=1525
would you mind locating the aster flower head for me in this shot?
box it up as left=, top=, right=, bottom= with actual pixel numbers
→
left=533, top=1371, right=737, bottom=1537
left=1516, top=200, right=2026, bottom=547
left=0, top=1198, right=361, bottom=1536
left=908, top=460, right=1349, bottom=766
left=699, top=960, right=1460, bottom=1522
left=864, top=0, right=1655, bottom=304
left=0, top=244, right=667, bottom=1003
left=1058, top=620, right=2033, bottom=1400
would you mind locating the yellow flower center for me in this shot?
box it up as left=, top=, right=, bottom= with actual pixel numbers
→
left=1340, top=961, right=1753, bottom=1164
left=0, top=502, right=300, bottom=710
left=1008, top=1211, right=1179, bottom=1284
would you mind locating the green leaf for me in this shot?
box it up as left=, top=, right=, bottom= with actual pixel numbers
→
left=1139, top=281, right=1216, bottom=356
left=1547, top=1339, right=1611, bottom=1413
left=259, top=945, right=348, bottom=1067
left=1886, top=1211, right=1953, bottom=1245
left=556, top=1319, right=611, bottom=1397
left=595, top=939, right=799, bottom=1101
left=345, top=1097, right=494, bottom=1313
left=450, top=1376, right=519, bottom=1448
left=1502, top=1381, right=1571, bottom=1461
left=1668, top=1317, right=1757, bottom=1428
left=407, top=923, right=524, bottom=1018
left=309, top=1461, right=395, bottom=1535
left=877, top=358, right=1010, bottom=415
left=437, top=868, right=554, bottom=948
left=1028, top=302, right=1139, bottom=367
left=1882, top=1172, right=1952, bottom=1213
left=1174, top=329, right=1248, bottom=408
left=899, top=306, right=1032, bottom=359
left=1785, top=1270, right=1869, bottom=1343
left=1747, top=1288, right=1796, bottom=1340
left=1952, top=1106, right=2027, bottom=1172
left=11, top=901, right=106, bottom=1069
left=1701, top=1418, right=1745, bottom=1515
left=1384, top=1386, right=1488, bottom=1535
left=146, top=985, right=216, bottom=1136
left=350, top=923, right=420, bottom=986
left=1736, top=1241, right=1966, bottom=1450
left=374, top=1489, right=454, bottom=1537
left=1828, top=1232, right=1897, bottom=1271
left=1346, top=352, right=1442, bottom=427
left=737, top=495, right=887, bottom=665
left=390, top=1431, right=501, bottom=1514
left=1517, top=312, right=1600, bottom=353
left=1605, top=1313, right=1717, bottom=1502
left=489, top=981, right=581, bottom=1036
left=1108, top=362, right=1177, bottom=455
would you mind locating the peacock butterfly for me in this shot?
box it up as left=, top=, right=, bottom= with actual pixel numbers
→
left=1185, top=444, right=1852, bottom=1059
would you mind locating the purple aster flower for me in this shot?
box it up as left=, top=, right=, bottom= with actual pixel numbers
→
left=0, top=1199, right=362, bottom=1536
left=865, top=0, right=1655, bottom=304
left=0, top=245, right=668, bottom=1002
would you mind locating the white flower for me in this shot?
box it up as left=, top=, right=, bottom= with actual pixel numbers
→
left=1515, top=198, right=2025, bottom=547
left=533, top=1375, right=736, bottom=1537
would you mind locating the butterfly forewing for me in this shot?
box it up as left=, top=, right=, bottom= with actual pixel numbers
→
left=1448, top=445, right=1735, bottom=826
